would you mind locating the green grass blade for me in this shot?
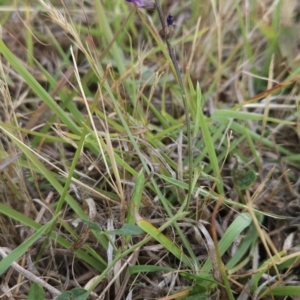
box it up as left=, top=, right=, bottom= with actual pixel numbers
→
left=202, top=213, right=252, bottom=271
left=135, top=209, right=192, bottom=268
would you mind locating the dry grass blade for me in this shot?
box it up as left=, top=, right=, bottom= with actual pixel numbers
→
left=1, top=0, right=300, bottom=299
left=0, top=152, right=22, bottom=171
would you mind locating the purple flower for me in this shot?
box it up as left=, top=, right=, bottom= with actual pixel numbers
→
left=125, top=0, right=155, bottom=9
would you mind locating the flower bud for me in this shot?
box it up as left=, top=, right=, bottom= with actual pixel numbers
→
left=159, top=14, right=176, bottom=39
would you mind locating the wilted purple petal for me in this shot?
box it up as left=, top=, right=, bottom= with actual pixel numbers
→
left=125, top=0, right=155, bottom=9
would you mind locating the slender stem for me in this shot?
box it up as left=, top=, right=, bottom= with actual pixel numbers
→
left=154, top=0, right=192, bottom=210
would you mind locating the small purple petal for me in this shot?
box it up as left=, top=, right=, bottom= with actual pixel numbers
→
left=125, top=0, right=155, bottom=9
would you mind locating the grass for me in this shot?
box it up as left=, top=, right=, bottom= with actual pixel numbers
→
left=0, top=0, right=300, bottom=299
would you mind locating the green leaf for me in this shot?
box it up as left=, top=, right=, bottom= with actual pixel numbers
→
left=81, top=221, right=144, bottom=236
left=186, top=285, right=210, bottom=300
left=27, top=283, right=45, bottom=300
left=108, top=224, right=144, bottom=236
left=237, top=169, right=257, bottom=190
left=82, top=219, right=102, bottom=232
left=56, top=288, right=88, bottom=300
